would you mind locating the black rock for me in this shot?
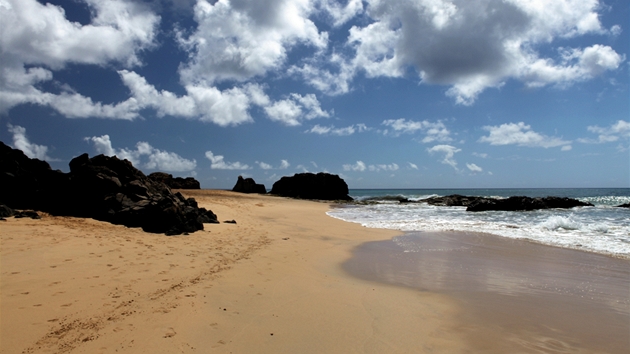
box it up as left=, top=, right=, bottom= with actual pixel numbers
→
left=0, top=204, right=15, bottom=217
left=466, top=196, right=593, bottom=212
left=232, top=176, right=266, bottom=194
left=420, top=194, right=491, bottom=207
left=270, top=173, right=352, bottom=201
left=0, top=141, right=218, bottom=235
left=148, top=172, right=200, bottom=189
left=14, top=210, right=40, bottom=219
left=616, top=203, right=630, bottom=208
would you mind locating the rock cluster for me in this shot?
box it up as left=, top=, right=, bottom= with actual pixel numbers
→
left=416, top=194, right=593, bottom=211
left=270, top=173, right=352, bottom=201
left=148, top=172, right=200, bottom=189
left=232, top=176, right=266, bottom=194
left=0, top=142, right=217, bottom=235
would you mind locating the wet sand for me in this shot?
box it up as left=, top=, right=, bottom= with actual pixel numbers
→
left=343, top=231, right=630, bottom=353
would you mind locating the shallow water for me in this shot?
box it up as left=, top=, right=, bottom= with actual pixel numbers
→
left=343, top=231, right=630, bottom=353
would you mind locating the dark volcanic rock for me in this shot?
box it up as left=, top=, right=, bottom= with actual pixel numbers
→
left=0, top=205, right=15, bottom=217
left=14, top=210, right=41, bottom=219
left=616, top=203, right=630, bottom=208
left=148, top=172, right=200, bottom=189
left=467, top=196, right=593, bottom=212
left=419, top=194, right=491, bottom=207
left=0, top=141, right=217, bottom=235
left=270, top=173, right=352, bottom=201
left=232, top=176, right=266, bottom=194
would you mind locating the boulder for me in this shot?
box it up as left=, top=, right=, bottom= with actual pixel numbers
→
left=616, top=203, right=630, bottom=208
left=467, top=196, right=593, bottom=212
left=0, top=205, right=15, bottom=217
left=0, top=141, right=217, bottom=235
left=270, top=173, right=352, bottom=201
left=148, top=172, right=200, bottom=189
left=232, top=176, right=266, bottom=194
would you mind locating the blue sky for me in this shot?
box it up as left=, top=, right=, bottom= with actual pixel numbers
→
left=1, top=0, right=628, bottom=189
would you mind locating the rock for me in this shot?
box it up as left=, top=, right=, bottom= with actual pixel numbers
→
left=270, top=173, right=352, bottom=201
left=467, top=196, right=593, bottom=212
left=232, top=176, right=266, bottom=194
left=616, top=203, right=630, bottom=208
left=14, top=210, right=40, bottom=219
left=0, top=205, right=15, bottom=217
left=223, top=220, right=237, bottom=224
left=0, top=142, right=217, bottom=235
left=419, top=194, right=491, bottom=207
left=148, top=172, right=200, bottom=189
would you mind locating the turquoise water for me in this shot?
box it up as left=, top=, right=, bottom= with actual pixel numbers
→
left=328, top=188, right=630, bottom=257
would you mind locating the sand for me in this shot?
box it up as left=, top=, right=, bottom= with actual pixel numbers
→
left=1, top=190, right=628, bottom=353
left=1, top=191, right=464, bottom=353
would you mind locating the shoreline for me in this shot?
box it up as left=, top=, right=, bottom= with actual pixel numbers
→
left=1, top=190, right=627, bottom=353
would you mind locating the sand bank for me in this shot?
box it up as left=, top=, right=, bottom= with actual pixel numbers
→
left=2, top=191, right=465, bottom=353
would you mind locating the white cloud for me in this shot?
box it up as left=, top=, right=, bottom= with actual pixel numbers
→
left=319, top=0, right=364, bottom=27
left=368, top=163, right=399, bottom=172
left=466, top=163, right=483, bottom=173
left=306, top=123, right=368, bottom=136
left=7, top=124, right=53, bottom=161
left=256, top=159, right=290, bottom=169
left=479, top=122, right=571, bottom=149
left=343, top=160, right=367, bottom=172
left=299, top=0, right=623, bottom=104
left=0, top=0, right=159, bottom=114
left=85, top=135, right=196, bottom=171
left=428, top=144, right=461, bottom=170
left=472, top=152, right=489, bottom=158
left=578, top=120, right=630, bottom=144
left=408, top=162, right=418, bottom=170
left=382, top=119, right=452, bottom=143
left=205, top=151, right=251, bottom=170
left=264, top=93, right=330, bottom=126
left=177, top=0, right=327, bottom=85
left=280, top=159, right=290, bottom=169
left=257, top=161, right=274, bottom=170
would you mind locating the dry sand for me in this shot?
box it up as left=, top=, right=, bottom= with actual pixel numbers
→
left=2, top=190, right=628, bottom=353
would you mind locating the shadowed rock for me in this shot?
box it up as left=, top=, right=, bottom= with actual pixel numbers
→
left=616, top=203, right=630, bottom=208
left=270, top=173, right=352, bottom=201
left=232, top=176, right=266, bottom=194
left=466, top=196, right=593, bottom=212
left=148, top=172, right=200, bottom=189
left=0, top=141, right=217, bottom=235
left=418, top=194, right=491, bottom=207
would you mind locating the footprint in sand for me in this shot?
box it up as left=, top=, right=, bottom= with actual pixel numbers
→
left=163, top=328, right=176, bottom=338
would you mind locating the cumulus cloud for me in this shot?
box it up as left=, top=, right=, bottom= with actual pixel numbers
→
left=466, top=163, right=483, bottom=173
left=177, top=0, right=327, bottom=84
left=0, top=0, right=159, bottom=115
left=256, top=159, right=290, bottom=169
left=263, top=93, right=330, bottom=126
left=305, top=123, right=368, bottom=136
left=7, top=124, right=53, bottom=161
left=578, top=120, right=630, bottom=144
left=205, top=151, right=251, bottom=170
left=298, top=0, right=624, bottom=104
left=382, top=118, right=452, bottom=142
left=85, top=135, right=196, bottom=171
left=427, top=144, right=461, bottom=170
left=343, top=160, right=399, bottom=172
left=479, top=122, right=571, bottom=149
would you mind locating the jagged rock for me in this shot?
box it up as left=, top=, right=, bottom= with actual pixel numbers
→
left=14, top=210, right=40, bottom=219
left=0, top=141, right=217, bottom=235
left=419, top=194, right=491, bottom=206
left=270, top=173, right=352, bottom=201
left=148, top=172, right=200, bottom=189
left=232, top=176, right=266, bottom=194
left=467, top=196, right=593, bottom=212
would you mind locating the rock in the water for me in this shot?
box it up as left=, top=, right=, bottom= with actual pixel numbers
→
left=467, top=196, right=593, bottom=212
left=616, top=203, right=630, bottom=208
left=0, top=141, right=217, bottom=235
left=232, top=176, right=266, bottom=194
left=148, top=172, right=200, bottom=189
left=419, top=194, right=491, bottom=207
left=270, top=173, right=352, bottom=201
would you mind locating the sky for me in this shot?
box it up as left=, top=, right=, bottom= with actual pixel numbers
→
left=0, top=0, right=628, bottom=189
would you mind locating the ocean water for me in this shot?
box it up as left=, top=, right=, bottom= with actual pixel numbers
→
left=327, top=188, right=630, bottom=258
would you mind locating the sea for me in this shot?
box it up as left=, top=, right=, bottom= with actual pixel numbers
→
left=327, top=188, right=630, bottom=258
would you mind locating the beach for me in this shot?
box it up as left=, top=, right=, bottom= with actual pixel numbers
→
left=1, top=190, right=628, bottom=353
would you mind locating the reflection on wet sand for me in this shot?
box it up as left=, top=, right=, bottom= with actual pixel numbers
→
left=343, top=231, right=630, bottom=353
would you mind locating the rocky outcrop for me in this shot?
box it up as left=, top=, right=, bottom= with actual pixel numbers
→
left=232, top=176, right=266, bottom=194
left=148, top=172, right=200, bottom=189
left=466, top=196, right=593, bottom=212
left=418, top=194, right=490, bottom=207
left=616, top=203, right=630, bottom=208
left=270, top=173, right=352, bottom=201
left=0, top=141, right=217, bottom=235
